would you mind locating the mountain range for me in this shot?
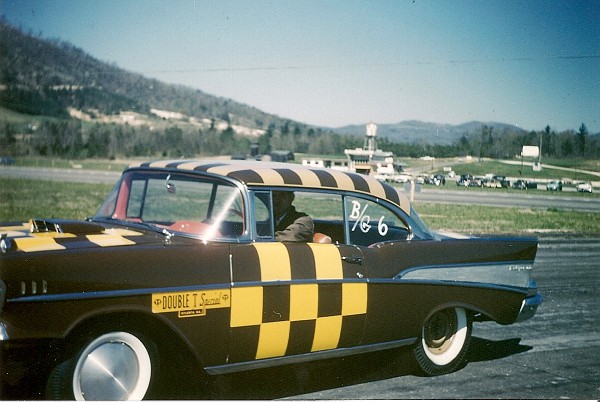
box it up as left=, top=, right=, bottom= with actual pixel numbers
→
left=335, top=120, right=528, bottom=146
left=0, top=21, right=528, bottom=145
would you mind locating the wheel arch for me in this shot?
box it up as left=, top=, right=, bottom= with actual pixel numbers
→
left=45, top=309, right=209, bottom=399
left=58, top=308, right=204, bottom=372
left=417, top=301, right=479, bottom=330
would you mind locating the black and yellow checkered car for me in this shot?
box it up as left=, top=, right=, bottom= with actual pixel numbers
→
left=0, top=159, right=541, bottom=399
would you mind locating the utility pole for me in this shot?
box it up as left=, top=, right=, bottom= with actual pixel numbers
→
left=538, top=131, right=543, bottom=166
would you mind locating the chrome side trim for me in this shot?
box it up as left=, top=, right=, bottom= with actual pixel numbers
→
left=396, top=261, right=535, bottom=289
left=0, top=279, right=5, bottom=310
left=6, top=282, right=232, bottom=304
left=205, top=338, right=417, bottom=375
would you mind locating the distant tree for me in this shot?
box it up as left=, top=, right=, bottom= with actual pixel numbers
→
left=0, top=122, right=17, bottom=155
left=258, top=125, right=274, bottom=154
left=541, top=125, right=553, bottom=157
left=559, top=133, right=574, bottom=157
left=219, top=126, right=236, bottom=154
left=281, top=121, right=290, bottom=137
left=576, top=123, right=588, bottom=157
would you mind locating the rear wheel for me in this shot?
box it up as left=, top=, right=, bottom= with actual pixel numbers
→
left=46, top=331, right=154, bottom=400
left=412, top=307, right=472, bottom=376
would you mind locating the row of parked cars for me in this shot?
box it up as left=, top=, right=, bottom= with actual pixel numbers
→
left=378, top=172, right=594, bottom=193
left=455, top=174, right=511, bottom=188
left=546, top=180, right=594, bottom=193
left=456, top=174, right=594, bottom=193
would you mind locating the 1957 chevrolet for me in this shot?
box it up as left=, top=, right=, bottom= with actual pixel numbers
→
left=0, top=160, right=541, bottom=400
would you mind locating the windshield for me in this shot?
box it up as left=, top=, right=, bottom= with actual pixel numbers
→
left=409, top=206, right=436, bottom=240
left=95, top=170, right=245, bottom=240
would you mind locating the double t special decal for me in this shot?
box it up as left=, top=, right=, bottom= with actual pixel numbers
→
left=152, top=289, right=230, bottom=318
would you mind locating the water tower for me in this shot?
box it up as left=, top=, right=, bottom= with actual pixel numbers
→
left=364, top=122, right=378, bottom=152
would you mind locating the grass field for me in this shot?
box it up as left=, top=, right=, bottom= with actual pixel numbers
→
left=2, top=177, right=598, bottom=235
left=414, top=202, right=600, bottom=235
left=10, top=157, right=131, bottom=172
left=0, top=178, right=113, bottom=222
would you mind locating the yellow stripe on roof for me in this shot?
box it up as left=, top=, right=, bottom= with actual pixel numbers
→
left=293, top=169, right=322, bottom=188
left=323, top=169, right=355, bottom=191
left=254, top=168, right=286, bottom=185
left=367, top=179, right=388, bottom=200
left=206, top=164, right=248, bottom=178
left=176, top=161, right=205, bottom=171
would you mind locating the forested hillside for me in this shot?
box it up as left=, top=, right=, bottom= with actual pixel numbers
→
left=0, top=21, right=358, bottom=158
left=0, top=21, right=300, bottom=130
left=1, top=20, right=598, bottom=161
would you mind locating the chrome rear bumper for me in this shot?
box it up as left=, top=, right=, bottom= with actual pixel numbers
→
left=516, top=292, right=543, bottom=322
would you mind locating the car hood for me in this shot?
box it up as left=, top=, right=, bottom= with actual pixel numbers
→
left=0, top=218, right=161, bottom=254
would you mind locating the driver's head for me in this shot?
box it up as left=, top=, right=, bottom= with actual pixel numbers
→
left=272, top=191, right=295, bottom=218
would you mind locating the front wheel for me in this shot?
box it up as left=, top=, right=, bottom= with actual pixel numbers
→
left=46, top=331, right=154, bottom=400
left=412, top=307, right=472, bottom=376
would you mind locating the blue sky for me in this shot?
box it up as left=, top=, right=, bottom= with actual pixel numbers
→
left=2, top=0, right=599, bottom=132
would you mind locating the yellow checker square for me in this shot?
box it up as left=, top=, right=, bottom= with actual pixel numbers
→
left=256, top=321, right=290, bottom=359
left=342, top=283, right=367, bottom=316
left=104, top=228, right=144, bottom=237
left=311, top=315, right=342, bottom=352
left=289, top=284, right=319, bottom=321
left=230, top=286, right=263, bottom=327
left=87, top=234, right=135, bottom=247
left=32, top=232, right=76, bottom=239
left=14, top=237, right=65, bottom=252
left=309, top=244, right=343, bottom=279
left=254, top=243, right=291, bottom=281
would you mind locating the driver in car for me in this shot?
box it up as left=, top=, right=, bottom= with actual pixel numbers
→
left=272, top=191, right=314, bottom=242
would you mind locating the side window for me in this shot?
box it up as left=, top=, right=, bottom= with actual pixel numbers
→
left=345, top=196, right=409, bottom=246
left=126, top=179, right=145, bottom=219
left=291, top=191, right=344, bottom=243
left=251, top=190, right=344, bottom=243
left=252, top=191, right=273, bottom=239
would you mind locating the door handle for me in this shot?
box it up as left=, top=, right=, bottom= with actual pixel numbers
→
left=342, top=256, right=363, bottom=264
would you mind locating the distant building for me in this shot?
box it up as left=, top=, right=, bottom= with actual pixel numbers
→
left=302, top=158, right=350, bottom=171
left=344, top=123, right=396, bottom=175
left=270, top=150, right=294, bottom=162
left=302, top=123, right=404, bottom=177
